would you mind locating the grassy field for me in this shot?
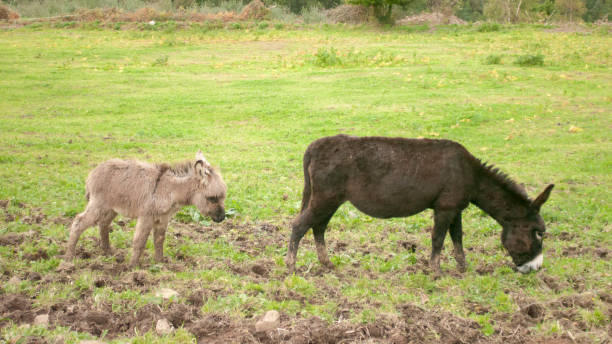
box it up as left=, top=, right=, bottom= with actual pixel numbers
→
left=0, top=22, right=611, bottom=343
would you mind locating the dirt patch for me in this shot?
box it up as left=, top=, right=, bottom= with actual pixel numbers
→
left=540, top=274, right=567, bottom=292
left=23, top=248, right=49, bottom=261
left=561, top=245, right=610, bottom=259
left=397, top=12, right=466, bottom=26
left=188, top=313, right=257, bottom=343
left=0, top=294, right=34, bottom=326
left=0, top=232, right=24, bottom=246
left=326, top=5, right=370, bottom=24
left=522, top=303, right=545, bottom=320
left=544, top=23, right=591, bottom=33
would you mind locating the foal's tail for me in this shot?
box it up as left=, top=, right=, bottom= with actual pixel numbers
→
left=300, top=149, right=312, bottom=213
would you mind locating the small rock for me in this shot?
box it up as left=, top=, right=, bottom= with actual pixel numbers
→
left=155, top=288, right=179, bottom=299
left=156, top=318, right=174, bottom=335
left=34, top=314, right=49, bottom=326
left=255, top=310, right=280, bottom=332
left=8, top=276, right=21, bottom=284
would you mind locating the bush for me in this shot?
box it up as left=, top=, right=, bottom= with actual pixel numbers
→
left=312, top=47, right=343, bottom=67
left=484, top=54, right=502, bottom=64
left=477, top=22, right=500, bottom=32
left=514, top=54, right=544, bottom=66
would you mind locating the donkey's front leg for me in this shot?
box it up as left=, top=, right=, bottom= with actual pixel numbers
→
left=153, top=217, right=169, bottom=263
left=129, top=217, right=153, bottom=268
left=430, top=210, right=455, bottom=276
left=448, top=213, right=466, bottom=273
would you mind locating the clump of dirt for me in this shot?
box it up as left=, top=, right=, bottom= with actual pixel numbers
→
left=23, top=248, right=49, bottom=261
left=0, top=4, right=20, bottom=20
left=465, top=300, right=490, bottom=315
left=239, top=0, right=268, bottom=20
left=399, top=304, right=485, bottom=343
left=0, top=233, right=24, bottom=246
left=0, top=294, right=34, bottom=326
left=188, top=313, right=256, bottom=343
left=397, top=12, right=466, bottom=26
left=399, top=239, right=417, bottom=252
left=251, top=263, right=269, bottom=277
left=0, top=199, right=9, bottom=208
left=540, top=274, right=567, bottom=292
left=326, top=5, right=370, bottom=24
left=522, top=303, right=545, bottom=320
left=558, top=293, right=595, bottom=309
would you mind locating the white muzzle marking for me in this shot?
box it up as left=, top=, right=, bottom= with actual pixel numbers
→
left=517, top=253, right=543, bottom=273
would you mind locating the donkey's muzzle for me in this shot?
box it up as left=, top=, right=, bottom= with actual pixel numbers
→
left=212, top=212, right=225, bottom=223
left=516, top=253, right=543, bottom=273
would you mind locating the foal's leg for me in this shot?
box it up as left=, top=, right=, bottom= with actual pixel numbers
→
left=65, top=202, right=101, bottom=260
left=98, top=210, right=116, bottom=255
left=129, top=217, right=153, bottom=268
left=430, top=210, right=456, bottom=275
left=153, top=217, right=169, bottom=263
left=313, top=216, right=335, bottom=269
left=448, top=213, right=466, bottom=273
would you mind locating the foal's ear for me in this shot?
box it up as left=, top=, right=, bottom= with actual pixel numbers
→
left=194, top=150, right=211, bottom=184
left=530, top=184, right=554, bottom=212
left=195, top=150, right=209, bottom=165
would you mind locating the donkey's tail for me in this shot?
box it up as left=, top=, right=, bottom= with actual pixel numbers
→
left=300, top=149, right=312, bottom=213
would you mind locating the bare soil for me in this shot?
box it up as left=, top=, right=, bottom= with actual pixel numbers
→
left=0, top=203, right=609, bottom=343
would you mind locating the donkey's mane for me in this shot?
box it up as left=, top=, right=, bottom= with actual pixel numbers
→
left=474, top=159, right=531, bottom=204
left=162, top=160, right=195, bottom=177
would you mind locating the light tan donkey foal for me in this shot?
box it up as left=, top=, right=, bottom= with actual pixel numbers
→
left=65, top=151, right=227, bottom=268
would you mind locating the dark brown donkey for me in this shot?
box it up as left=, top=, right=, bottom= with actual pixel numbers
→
left=286, top=135, right=554, bottom=275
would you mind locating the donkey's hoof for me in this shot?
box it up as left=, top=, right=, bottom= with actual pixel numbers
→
left=56, top=261, right=75, bottom=273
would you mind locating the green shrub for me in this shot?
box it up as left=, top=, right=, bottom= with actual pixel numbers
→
left=258, top=21, right=269, bottom=29
left=312, top=47, right=342, bottom=67
left=484, top=54, right=503, bottom=65
left=514, top=54, right=544, bottom=66
left=478, top=22, right=501, bottom=32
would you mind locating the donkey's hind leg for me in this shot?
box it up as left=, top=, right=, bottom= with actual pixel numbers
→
left=313, top=216, right=335, bottom=269
left=448, top=213, right=466, bottom=273
left=287, top=201, right=340, bottom=274
left=98, top=210, right=116, bottom=255
left=65, top=202, right=102, bottom=260
left=286, top=209, right=315, bottom=274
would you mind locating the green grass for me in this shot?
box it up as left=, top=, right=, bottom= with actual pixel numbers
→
left=0, top=23, right=611, bottom=343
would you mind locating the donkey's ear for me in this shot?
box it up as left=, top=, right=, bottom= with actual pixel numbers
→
left=530, top=184, right=554, bottom=212
left=194, top=160, right=211, bottom=185
left=195, top=150, right=208, bottom=165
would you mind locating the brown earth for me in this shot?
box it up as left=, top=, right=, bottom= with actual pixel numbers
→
left=0, top=203, right=609, bottom=343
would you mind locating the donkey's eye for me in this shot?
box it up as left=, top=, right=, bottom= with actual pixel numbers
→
left=533, top=229, right=543, bottom=241
left=206, top=196, right=218, bottom=203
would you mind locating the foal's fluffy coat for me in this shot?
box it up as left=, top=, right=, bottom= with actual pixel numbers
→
left=65, top=151, right=226, bottom=267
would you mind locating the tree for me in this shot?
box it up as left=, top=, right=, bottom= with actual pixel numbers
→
left=349, top=0, right=417, bottom=24
left=556, top=0, right=587, bottom=21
